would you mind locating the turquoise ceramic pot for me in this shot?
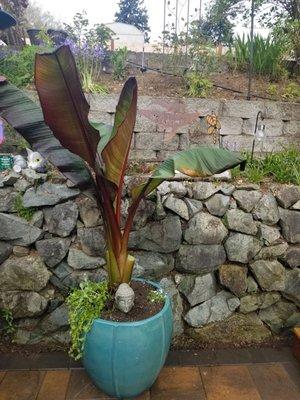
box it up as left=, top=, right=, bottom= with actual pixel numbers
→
left=83, top=279, right=173, bottom=399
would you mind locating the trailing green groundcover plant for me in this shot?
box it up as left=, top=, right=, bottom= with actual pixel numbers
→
left=67, top=281, right=110, bottom=359
left=0, top=44, right=246, bottom=288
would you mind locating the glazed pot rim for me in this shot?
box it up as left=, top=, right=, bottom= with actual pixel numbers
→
left=91, top=278, right=171, bottom=327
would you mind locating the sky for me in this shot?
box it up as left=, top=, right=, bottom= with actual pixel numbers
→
left=34, top=0, right=268, bottom=42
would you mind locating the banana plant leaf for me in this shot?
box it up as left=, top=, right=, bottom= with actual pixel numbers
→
left=132, top=147, right=246, bottom=200
left=35, top=45, right=100, bottom=169
left=97, top=77, right=137, bottom=187
left=0, top=79, right=92, bottom=189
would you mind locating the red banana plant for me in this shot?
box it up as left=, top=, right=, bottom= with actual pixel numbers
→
left=0, top=45, right=246, bottom=286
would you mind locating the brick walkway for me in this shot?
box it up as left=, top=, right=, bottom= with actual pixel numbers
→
left=0, top=347, right=299, bottom=399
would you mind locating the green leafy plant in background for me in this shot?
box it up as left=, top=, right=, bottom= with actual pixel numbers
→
left=0, top=308, right=15, bottom=334
left=228, top=34, right=286, bottom=80
left=282, top=82, right=300, bottom=101
left=233, top=147, right=300, bottom=185
left=0, top=46, right=38, bottom=87
left=111, top=47, right=128, bottom=80
left=267, top=83, right=278, bottom=97
left=14, top=194, right=37, bottom=220
left=67, top=281, right=110, bottom=359
left=186, top=73, right=213, bottom=97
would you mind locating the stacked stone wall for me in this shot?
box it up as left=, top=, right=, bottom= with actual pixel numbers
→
left=0, top=170, right=299, bottom=346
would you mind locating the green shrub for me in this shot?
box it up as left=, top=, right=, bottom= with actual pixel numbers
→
left=267, top=83, right=278, bottom=96
left=147, top=290, right=165, bottom=304
left=228, top=35, right=286, bottom=80
left=282, top=82, right=300, bottom=101
left=186, top=73, right=213, bottom=97
left=0, top=46, right=39, bottom=87
left=233, top=147, right=300, bottom=185
left=111, top=47, right=128, bottom=81
left=67, top=280, right=110, bottom=360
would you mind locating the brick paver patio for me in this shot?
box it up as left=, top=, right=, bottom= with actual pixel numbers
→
left=0, top=347, right=299, bottom=399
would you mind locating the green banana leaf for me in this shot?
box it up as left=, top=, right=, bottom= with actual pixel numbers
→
left=0, top=80, right=92, bottom=189
left=132, top=146, right=246, bottom=199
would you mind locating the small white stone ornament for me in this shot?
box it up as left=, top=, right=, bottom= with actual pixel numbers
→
left=115, top=283, right=135, bottom=313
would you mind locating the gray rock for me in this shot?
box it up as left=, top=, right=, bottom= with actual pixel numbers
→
left=0, top=291, right=48, bottom=318
left=14, top=178, right=32, bottom=192
left=192, top=182, right=220, bottom=200
left=236, top=183, right=260, bottom=190
left=77, top=226, right=106, bottom=256
left=232, top=190, right=262, bottom=212
left=292, top=200, right=300, bottom=210
left=177, top=244, right=226, bottom=274
left=67, top=248, right=105, bottom=270
left=275, top=185, right=300, bottom=209
left=36, top=238, right=71, bottom=268
left=0, top=255, right=51, bottom=291
left=163, top=194, right=189, bottom=220
left=12, top=246, right=30, bottom=257
left=23, top=182, right=79, bottom=207
left=178, top=273, right=217, bottom=306
left=283, top=245, right=300, bottom=268
left=259, top=300, right=297, bottom=333
left=184, top=290, right=240, bottom=327
left=155, top=193, right=167, bottom=220
left=77, top=195, right=102, bottom=227
left=279, top=208, right=300, bottom=244
left=219, top=264, right=248, bottom=296
left=134, top=199, right=156, bottom=228
left=30, top=210, right=43, bottom=228
left=220, top=183, right=235, bottom=196
left=184, top=198, right=203, bottom=219
left=21, top=168, right=47, bottom=184
left=115, top=283, right=135, bottom=313
left=188, top=313, right=271, bottom=345
left=247, top=276, right=258, bottom=293
left=0, top=241, right=12, bottom=264
left=0, top=172, right=20, bottom=186
left=225, top=233, right=262, bottom=263
left=250, top=260, right=286, bottom=291
left=224, top=209, right=257, bottom=235
left=132, top=251, right=174, bottom=279
left=254, top=242, right=288, bottom=260
left=184, top=212, right=228, bottom=245
left=52, top=262, right=73, bottom=280
left=159, top=277, right=184, bottom=336
left=158, top=181, right=187, bottom=197
left=240, top=292, right=281, bottom=313
left=0, top=213, right=43, bottom=246
left=0, top=187, right=18, bottom=212
left=205, top=194, right=230, bottom=217
left=40, top=304, right=69, bottom=333
left=259, top=224, right=281, bottom=245
left=44, top=201, right=78, bottom=237
left=253, top=194, right=279, bottom=224
left=129, top=215, right=182, bottom=253
left=62, top=268, right=108, bottom=288
left=282, top=268, right=300, bottom=306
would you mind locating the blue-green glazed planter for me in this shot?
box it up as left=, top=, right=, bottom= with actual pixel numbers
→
left=83, top=279, right=173, bottom=399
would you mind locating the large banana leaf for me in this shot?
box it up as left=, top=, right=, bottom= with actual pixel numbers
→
left=132, top=147, right=246, bottom=200
left=0, top=80, right=92, bottom=189
left=35, top=45, right=100, bottom=169
left=98, top=77, right=137, bottom=187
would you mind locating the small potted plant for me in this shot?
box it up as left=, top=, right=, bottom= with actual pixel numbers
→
left=0, top=45, right=246, bottom=398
